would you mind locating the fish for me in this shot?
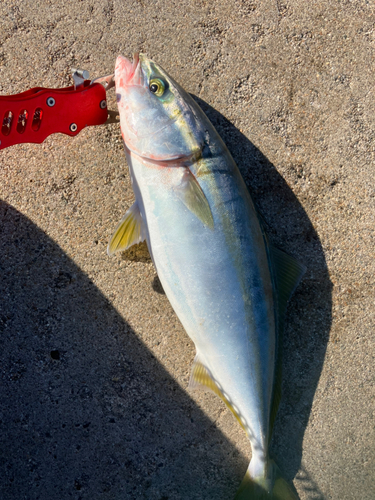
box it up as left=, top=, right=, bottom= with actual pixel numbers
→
left=108, top=53, right=305, bottom=499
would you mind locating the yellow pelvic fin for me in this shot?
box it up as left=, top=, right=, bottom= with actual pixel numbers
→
left=107, top=201, right=146, bottom=256
left=189, top=354, right=246, bottom=432
left=174, top=169, right=214, bottom=229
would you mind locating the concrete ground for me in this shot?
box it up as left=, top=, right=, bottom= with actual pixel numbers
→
left=0, top=1, right=374, bottom=499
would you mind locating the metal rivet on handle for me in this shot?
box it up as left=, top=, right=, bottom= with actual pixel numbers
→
left=69, top=123, right=78, bottom=132
left=46, top=97, right=55, bottom=107
left=100, top=100, right=107, bottom=109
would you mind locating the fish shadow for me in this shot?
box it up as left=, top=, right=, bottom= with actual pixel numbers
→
left=193, top=96, right=332, bottom=499
left=0, top=202, right=248, bottom=500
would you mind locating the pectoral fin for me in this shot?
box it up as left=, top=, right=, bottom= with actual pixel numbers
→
left=107, top=201, right=146, bottom=256
left=189, top=354, right=246, bottom=432
left=174, top=169, right=214, bottom=229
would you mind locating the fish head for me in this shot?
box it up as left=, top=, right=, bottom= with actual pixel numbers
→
left=115, top=53, right=206, bottom=162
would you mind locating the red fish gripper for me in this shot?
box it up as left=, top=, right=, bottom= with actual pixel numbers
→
left=0, top=78, right=109, bottom=150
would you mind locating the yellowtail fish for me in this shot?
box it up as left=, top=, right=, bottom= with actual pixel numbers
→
left=108, top=53, right=305, bottom=499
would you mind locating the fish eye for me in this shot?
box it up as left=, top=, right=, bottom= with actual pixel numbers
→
left=149, top=78, right=166, bottom=97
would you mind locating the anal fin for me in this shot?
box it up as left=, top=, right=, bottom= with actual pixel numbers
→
left=189, top=354, right=247, bottom=432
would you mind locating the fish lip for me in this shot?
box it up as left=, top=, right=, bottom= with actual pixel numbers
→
left=129, top=53, right=140, bottom=82
left=115, top=53, right=141, bottom=86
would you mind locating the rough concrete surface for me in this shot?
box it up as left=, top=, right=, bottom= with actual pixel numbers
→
left=0, top=1, right=374, bottom=499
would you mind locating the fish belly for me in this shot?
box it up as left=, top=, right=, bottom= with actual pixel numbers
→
left=128, top=149, right=276, bottom=456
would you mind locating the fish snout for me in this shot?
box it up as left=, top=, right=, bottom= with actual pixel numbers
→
left=115, top=53, right=141, bottom=88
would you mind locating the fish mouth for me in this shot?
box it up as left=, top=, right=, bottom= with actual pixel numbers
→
left=115, top=53, right=141, bottom=86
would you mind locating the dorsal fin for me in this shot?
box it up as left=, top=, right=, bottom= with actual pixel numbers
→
left=107, top=201, right=146, bottom=256
left=267, top=240, right=306, bottom=435
left=189, top=354, right=247, bottom=433
left=269, top=244, right=306, bottom=329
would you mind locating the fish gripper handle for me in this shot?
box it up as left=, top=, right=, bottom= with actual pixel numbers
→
left=0, top=80, right=108, bottom=150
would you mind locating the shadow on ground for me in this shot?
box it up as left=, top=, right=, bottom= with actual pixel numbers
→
left=0, top=202, right=247, bottom=500
left=193, top=96, right=333, bottom=500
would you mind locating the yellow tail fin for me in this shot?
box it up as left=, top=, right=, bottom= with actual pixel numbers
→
left=235, top=460, right=298, bottom=500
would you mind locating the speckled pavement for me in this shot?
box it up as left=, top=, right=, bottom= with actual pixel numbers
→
left=0, top=1, right=374, bottom=499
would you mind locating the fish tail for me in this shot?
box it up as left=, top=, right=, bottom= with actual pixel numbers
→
left=234, top=458, right=298, bottom=500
